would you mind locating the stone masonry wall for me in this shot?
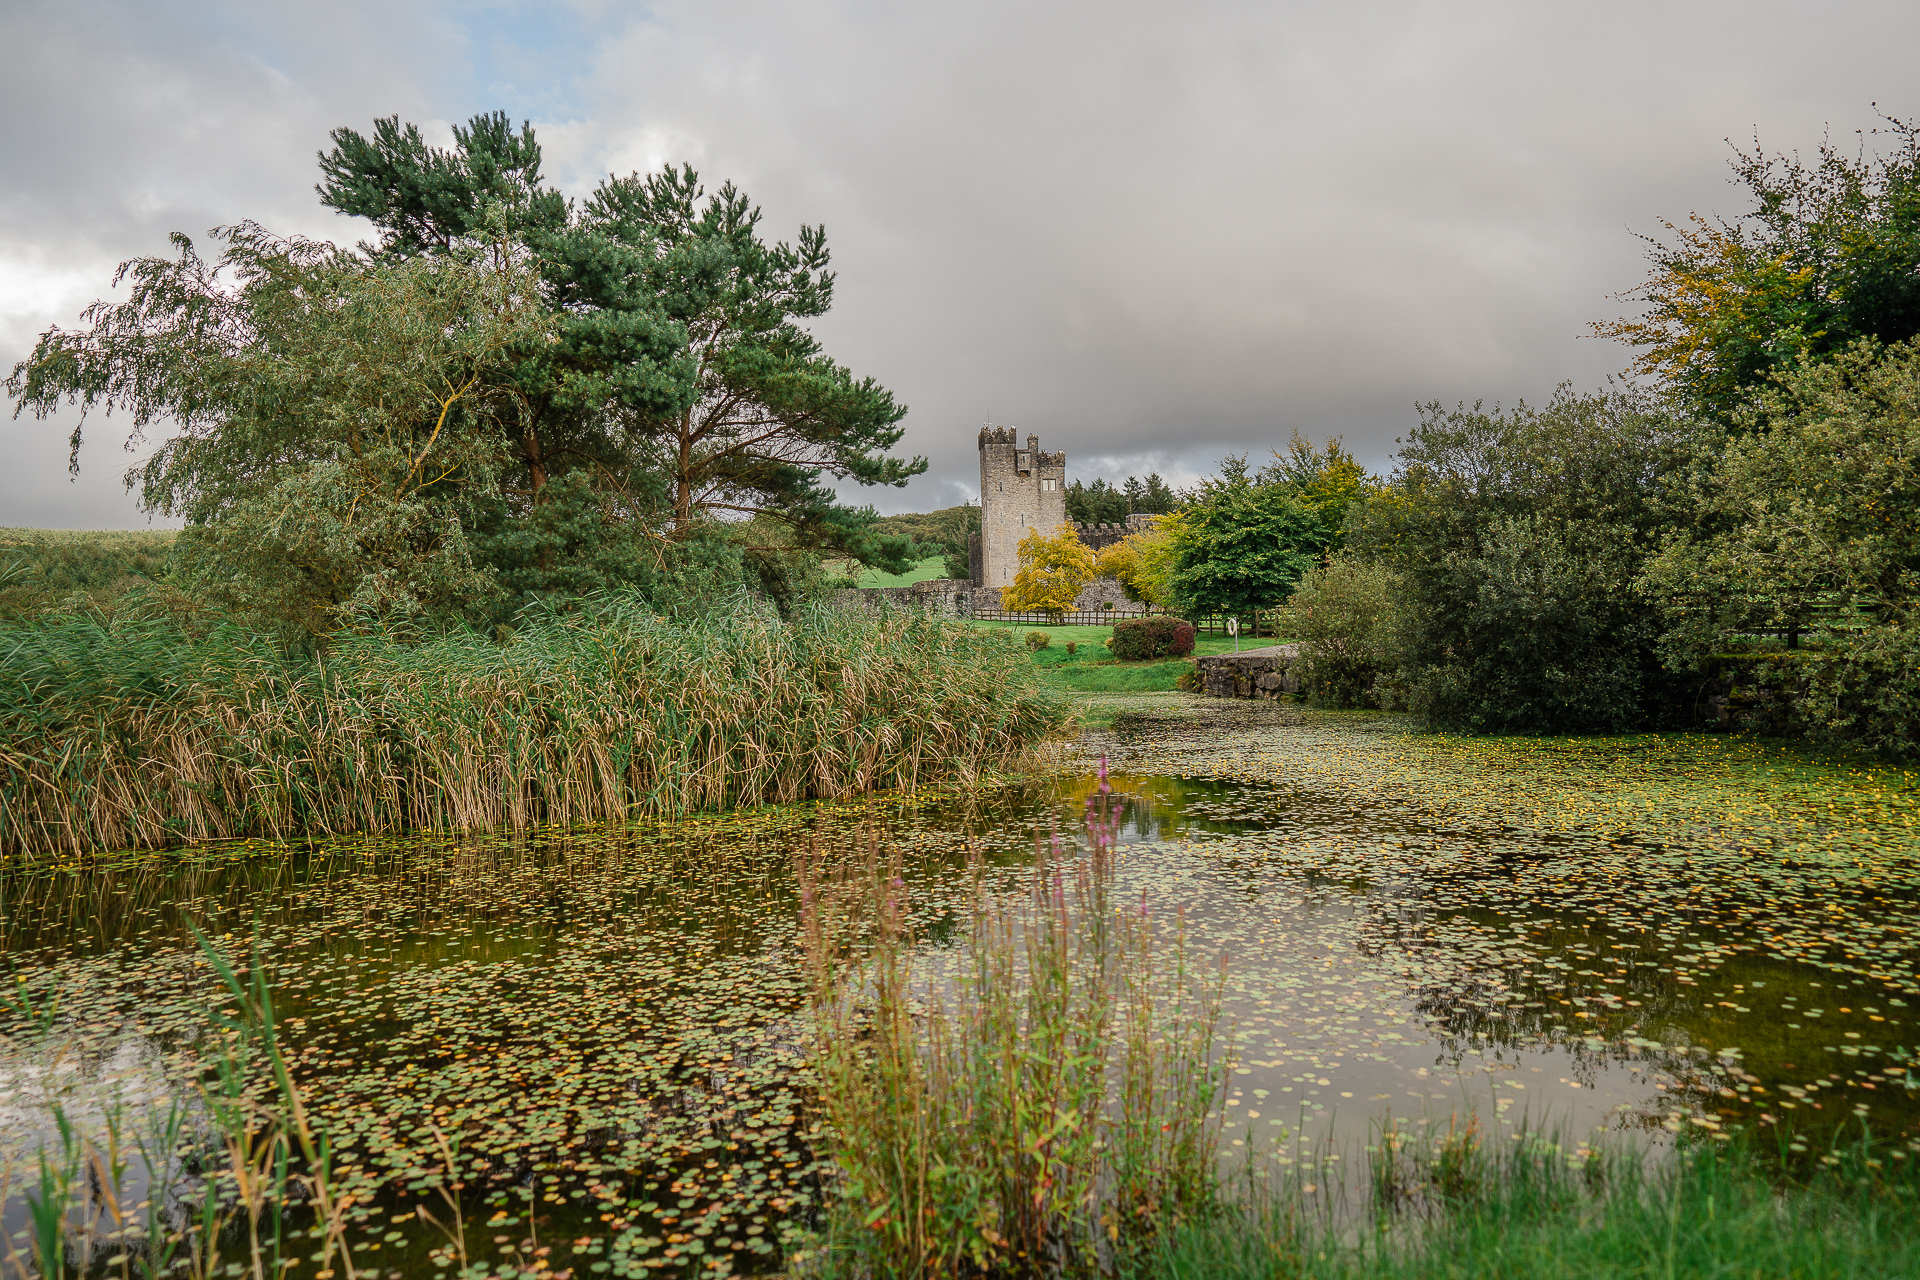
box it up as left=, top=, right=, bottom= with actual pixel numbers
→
left=1193, top=645, right=1302, bottom=700
left=1072, top=575, right=1148, bottom=613
left=1072, top=512, right=1160, bottom=552
left=977, top=426, right=1066, bottom=590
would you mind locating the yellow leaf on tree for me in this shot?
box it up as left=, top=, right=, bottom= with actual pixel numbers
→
left=1093, top=518, right=1182, bottom=608
left=1002, top=524, right=1095, bottom=614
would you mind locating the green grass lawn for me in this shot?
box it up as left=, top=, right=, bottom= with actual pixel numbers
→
left=968, top=619, right=1286, bottom=693
left=854, top=555, right=950, bottom=588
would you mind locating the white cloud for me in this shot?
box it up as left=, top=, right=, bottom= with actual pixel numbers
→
left=5, top=0, right=1919, bottom=524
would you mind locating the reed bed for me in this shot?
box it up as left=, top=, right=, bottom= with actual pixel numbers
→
left=797, top=764, right=1230, bottom=1279
left=0, top=596, right=1063, bottom=857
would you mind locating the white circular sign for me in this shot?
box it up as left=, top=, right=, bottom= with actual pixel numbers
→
left=1226, top=617, right=1239, bottom=637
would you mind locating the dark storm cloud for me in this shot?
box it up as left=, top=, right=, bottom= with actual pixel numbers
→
left=6, top=0, right=1918, bottom=524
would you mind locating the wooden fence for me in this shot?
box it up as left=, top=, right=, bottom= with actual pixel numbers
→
left=971, top=609, right=1147, bottom=627
left=970, top=607, right=1290, bottom=638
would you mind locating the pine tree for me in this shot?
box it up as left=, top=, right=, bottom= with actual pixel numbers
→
left=317, top=114, right=925, bottom=575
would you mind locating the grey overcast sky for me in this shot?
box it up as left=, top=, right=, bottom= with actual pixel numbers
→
left=4, top=0, right=1917, bottom=526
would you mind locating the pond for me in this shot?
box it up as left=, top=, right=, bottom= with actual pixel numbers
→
left=2, top=705, right=1917, bottom=1277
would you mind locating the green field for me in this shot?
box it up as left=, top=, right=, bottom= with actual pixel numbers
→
left=967, top=620, right=1272, bottom=693
left=854, top=555, right=950, bottom=588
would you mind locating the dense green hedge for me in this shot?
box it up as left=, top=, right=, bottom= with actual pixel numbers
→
left=1110, top=616, right=1196, bottom=660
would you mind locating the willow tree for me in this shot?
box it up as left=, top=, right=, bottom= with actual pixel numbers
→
left=6, top=219, right=551, bottom=632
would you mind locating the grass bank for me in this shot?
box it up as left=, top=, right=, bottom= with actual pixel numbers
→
left=0, top=596, right=1064, bottom=858
left=1135, top=1131, right=1919, bottom=1280
left=855, top=555, right=951, bottom=588
left=969, top=620, right=1261, bottom=695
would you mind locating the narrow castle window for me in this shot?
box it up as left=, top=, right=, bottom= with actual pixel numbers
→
left=1042, top=478, right=1056, bottom=491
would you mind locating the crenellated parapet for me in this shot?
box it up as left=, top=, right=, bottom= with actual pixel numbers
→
left=976, top=424, right=1067, bottom=589
left=1072, top=520, right=1135, bottom=552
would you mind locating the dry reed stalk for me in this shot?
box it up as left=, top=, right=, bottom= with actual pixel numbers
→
left=2, top=603, right=1063, bottom=857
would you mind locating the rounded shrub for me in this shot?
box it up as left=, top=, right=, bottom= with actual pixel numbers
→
left=1026, top=630, right=1052, bottom=651
left=1110, top=616, right=1196, bottom=661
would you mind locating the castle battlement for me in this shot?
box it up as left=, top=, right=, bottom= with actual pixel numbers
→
left=973, top=425, right=1067, bottom=589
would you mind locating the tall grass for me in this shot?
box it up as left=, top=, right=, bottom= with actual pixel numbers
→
left=1, top=595, right=1063, bottom=857
left=1, top=934, right=372, bottom=1280
left=0, top=530, right=180, bottom=622
left=1132, top=1121, right=1920, bottom=1280
left=797, top=762, right=1230, bottom=1279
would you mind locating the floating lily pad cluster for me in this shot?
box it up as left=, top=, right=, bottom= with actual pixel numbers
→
left=2, top=712, right=1917, bottom=1278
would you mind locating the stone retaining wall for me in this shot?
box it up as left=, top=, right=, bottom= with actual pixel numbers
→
left=827, top=579, right=979, bottom=617
left=1193, top=644, right=1302, bottom=700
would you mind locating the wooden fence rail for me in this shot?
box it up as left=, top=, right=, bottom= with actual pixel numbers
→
left=969, top=608, right=1291, bottom=638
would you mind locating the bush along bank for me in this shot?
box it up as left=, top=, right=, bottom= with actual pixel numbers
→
left=1110, top=616, right=1197, bottom=660
left=0, top=595, right=1065, bottom=858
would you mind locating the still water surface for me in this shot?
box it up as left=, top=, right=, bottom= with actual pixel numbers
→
left=3, top=710, right=1917, bottom=1276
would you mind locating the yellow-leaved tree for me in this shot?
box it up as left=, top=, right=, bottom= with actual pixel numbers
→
left=1002, top=524, right=1095, bottom=615
left=1093, top=516, right=1183, bottom=609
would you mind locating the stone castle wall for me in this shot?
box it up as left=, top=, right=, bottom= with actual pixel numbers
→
left=1072, top=512, right=1160, bottom=552
left=976, top=427, right=1066, bottom=589
left=827, top=579, right=979, bottom=617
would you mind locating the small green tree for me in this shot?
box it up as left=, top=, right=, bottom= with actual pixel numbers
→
left=1002, top=524, right=1095, bottom=616
left=1167, top=477, right=1321, bottom=617
left=7, top=221, right=551, bottom=633
left=1644, top=338, right=1920, bottom=757
left=1283, top=555, right=1395, bottom=707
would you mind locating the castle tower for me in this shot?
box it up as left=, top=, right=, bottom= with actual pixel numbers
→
left=974, top=426, right=1067, bottom=590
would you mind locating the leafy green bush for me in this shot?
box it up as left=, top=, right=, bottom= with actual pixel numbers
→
left=1026, top=630, right=1051, bottom=650
left=1644, top=339, right=1920, bottom=759
left=1349, top=389, right=1701, bottom=732
left=1794, top=625, right=1920, bottom=760
left=1282, top=555, right=1394, bottom=707
left=1110, top=616, right=1195, bottom=660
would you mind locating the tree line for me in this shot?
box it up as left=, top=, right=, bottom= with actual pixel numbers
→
left=1009, top=112, right=1920, bottom=759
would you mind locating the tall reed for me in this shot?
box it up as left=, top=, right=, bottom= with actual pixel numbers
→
left=797, top=761, right=1230, bottom=1279
left=1, top=595, right=1062, bottom=857
left=0, top=933, right=374, bottom=1280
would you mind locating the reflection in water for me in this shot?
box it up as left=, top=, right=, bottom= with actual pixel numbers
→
left=1, top=728, right=1916, bottom=1275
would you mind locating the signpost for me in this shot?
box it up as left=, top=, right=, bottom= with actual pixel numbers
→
left=1227, top=615, right=1239, bottom=653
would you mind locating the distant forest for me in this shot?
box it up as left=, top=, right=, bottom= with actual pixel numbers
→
left=1063, top=475, right=1178, bottom=524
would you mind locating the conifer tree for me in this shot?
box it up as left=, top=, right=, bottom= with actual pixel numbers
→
left=316, top=113, right=925, bottom=576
